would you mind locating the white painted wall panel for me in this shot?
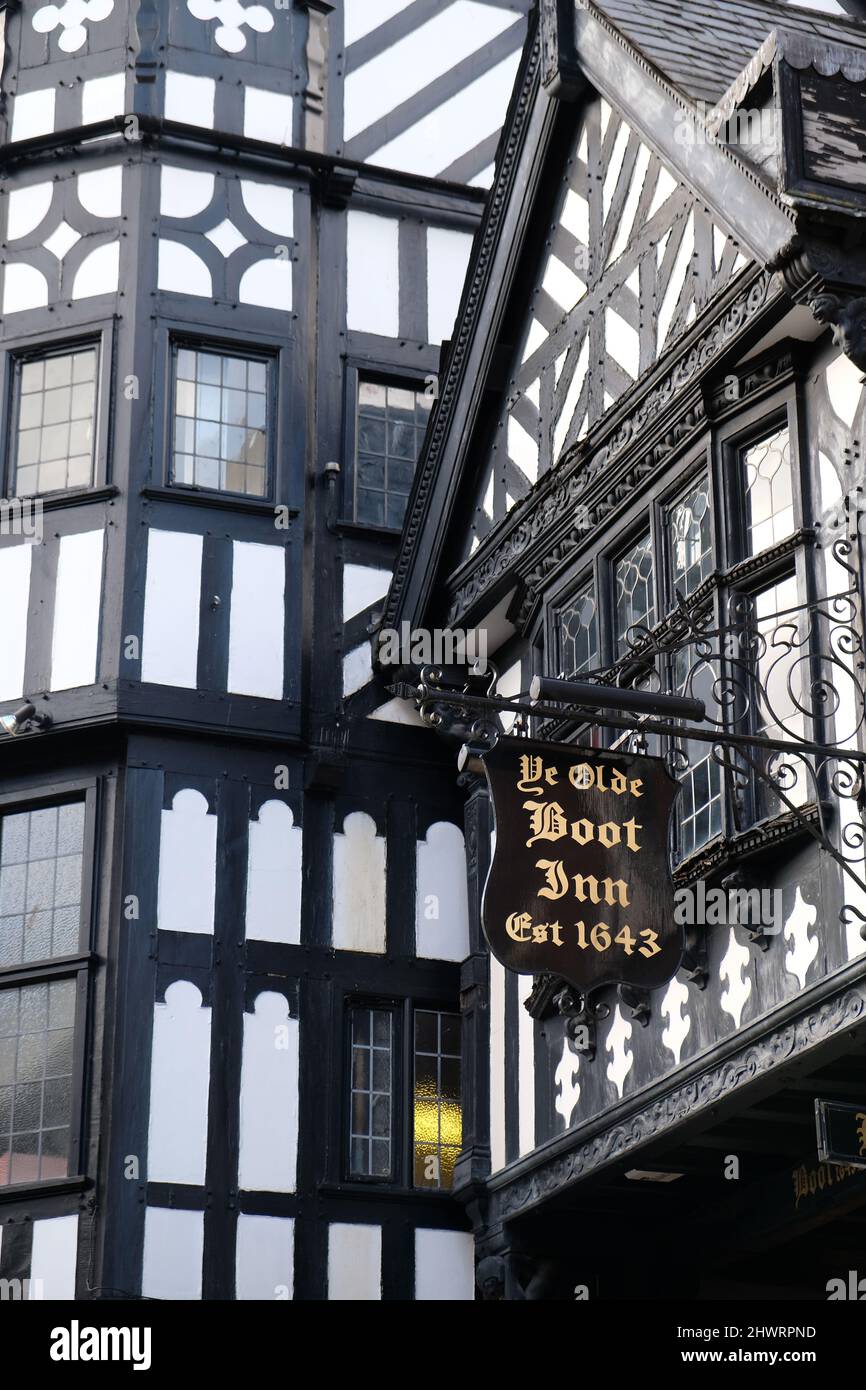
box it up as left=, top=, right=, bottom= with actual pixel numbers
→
left=343, top=0, right=413, bottom=45
left=343, top=1, right=515, bottom=141
left=327, top=1223, right=381, bottom=1301
left=142, top=1208, right=203, bottom=1300
left=227, top=541, right=285, bottom=699
left=50, top=529, right=104, bottom=691
left=147, top=981, right=211, bottom=1186
left=342, top=643, right=372, bottom=697
left=29, top=1215, right=78, bottom=1300
left=141, top=529, right=202, bottom=688
left=238, top=992, right=298, bottom=1193
left=416, top=822, right=470, bottom=961
left=245, top=800, right=302, bottom=944
left=346, top=211, right=399, bottom=337
left=157, top=789, right=217, bottom=935
left=489, top=954, right=506, bottom=1173
left=427, top=226, right=474, bottom=346
left=343, top=563, right=391, bottom=625
left=236, top=1215, right=294, bottom=1301
left=0, top=545, right=32, bottom=703
left=414, top=1228, right=474, bottom=1301
left=517, top=975, right=535, bottom=1157
left=332, top=812, right=386, bottom=953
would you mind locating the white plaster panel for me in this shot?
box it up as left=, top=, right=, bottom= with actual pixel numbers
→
left=1, top=261, right=47, bottom=314
left=414, top=1228, right=474, bottom=1301
left=343, top=0, right=413, bottom=45
left=332, top=811, right=386, bottom=953
left=72, top=241, right=120, bottom=299
left=157, top=240, right=213, bottom=297
left=244, top=86, right=293, bottom=145
left=415, top=821, right=469, bottom=961
left=29, top=1215, right=78, bottom=1300
left=157, top=789, right=217, bottom=935
left=245, top=800, right=302, bottom=945
left=160, top=165, right=215, bottom=218
left=343, top=0, right=515, bottom=141
left=517, top=973, right=535, bottom=1157
left=489, top=953, right=506, bottom=1172
left=50, top=529, right=104, bottom=691
left=370, top=52, right=520, bottom=179
left=147, top=980, right=212, bottom=1185
left=342, top=643, right=373, bottom=698
left=241, top=181, right=293, bottom=237
left=327, top=1223, right=381, bottom=1301
left=0, top=545, right=32, bottom=703
left=236, top=1215, right=294, bottom=1300
left=427, top=226, right=473, bottom=346
left=82, top=72, right=126, bottom=125
left=346, top=210, right=399, bottom=337
left=77, top=167, right=123, bottom=219
left=141, top=529, right=202, bottom=688
left=142, top=1208, right=203, bottom=1300
left=239, top=992, right=298, bottom=1193
left=165, top=72, right=215, bottom=128
left=227, top=541, right=285, bottom=699
left=238, top=258, right=292, bottom=311
left=11, top=89, right=56, bottom=141
left=343, top=563, right=391, bottom=625
left=7, top=183, right=53, bottom=241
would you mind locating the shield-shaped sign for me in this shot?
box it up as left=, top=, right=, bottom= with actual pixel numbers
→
left=480, top=736, right=683, bottom=992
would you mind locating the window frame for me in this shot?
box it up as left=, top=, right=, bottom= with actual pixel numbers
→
left=2, top=322, right=115, bottom=502
left=341, top=360, right=435, bottom=536
left=0, top=779, right=98, bottom=1194
left=161, top=334, right=279, bottom=506
left=342, top=995, right=461, bottom=1195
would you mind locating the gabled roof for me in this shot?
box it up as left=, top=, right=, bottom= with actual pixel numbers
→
left=592, top=0, right=866, bottom=105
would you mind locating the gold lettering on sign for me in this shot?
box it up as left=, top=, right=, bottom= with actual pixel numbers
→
left=505, top=913, right=563, bottom=947
left=858, top=1113, right=866, bottom=1158
left=523, top=800, right=569, bottom=846
left=792, top=1161, right=860, bottom=1209
left=517, top=756, right=559, bottom=797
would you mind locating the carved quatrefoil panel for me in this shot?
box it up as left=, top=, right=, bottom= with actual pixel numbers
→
left=157, top=165, right=296, bottom=310
left=2, top=166, right=123, bottom=313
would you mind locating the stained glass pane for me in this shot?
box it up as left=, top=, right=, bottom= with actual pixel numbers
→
left=556, top=580, right=599, bottom=679
left=669, top=478, right=713, bottom=601
left=743, top=427, right=795, bottom=556
left=413, top=1009, right=462, bottom=1192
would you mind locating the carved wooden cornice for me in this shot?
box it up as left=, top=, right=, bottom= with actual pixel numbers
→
left=483, top=976, right=866, bottom=1223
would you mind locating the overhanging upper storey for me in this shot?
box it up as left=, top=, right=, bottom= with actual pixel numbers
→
left=383, top=0, right=866, bottom=651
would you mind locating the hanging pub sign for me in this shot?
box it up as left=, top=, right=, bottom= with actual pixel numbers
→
left=480, top=736, right=683, bottom=992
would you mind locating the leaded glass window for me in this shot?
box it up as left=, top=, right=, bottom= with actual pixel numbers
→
left=349, top=1006, right=392, bottom=1180
left=0, top=797, right=88, bottom=1189
left=13, top=347, right=98, bottom=496
left=668, top=478, right=713, bottom=601
left=743, top=427, right=795, bottom=556
left=354, top=379, right=432, bottom=528
left=673, top=649, right=723, bottom=859
left=556, top=580, right=599, bottom=679
left=614, top=532, right=656, bottom=656
left=172, top=347, right=269, bottom=497
left=413, top=1010, right=461, bottom=1191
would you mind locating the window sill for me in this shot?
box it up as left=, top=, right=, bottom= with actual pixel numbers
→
left=318, top=1181, right=455, bottom=1203
left=0, top=1174, right=88, bottom=1206
left=13, top=485, right=118, bottom=513
left=336, top=519, right=403, bottom=542
left=142, top=485, right=294, bottom=519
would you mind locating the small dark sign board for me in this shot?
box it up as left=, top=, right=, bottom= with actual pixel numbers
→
left=480, top=736, right=682, bottom=992
left=815, top=1100, right=866, bottom=1169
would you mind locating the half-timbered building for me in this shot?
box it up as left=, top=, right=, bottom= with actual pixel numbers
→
left=384, top=0, right=866, bottom=1299
left=0, top=0, right=532, bottom=1302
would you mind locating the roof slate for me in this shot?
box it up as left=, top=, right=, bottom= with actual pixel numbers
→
left=592, top=0, right=866, bottom=105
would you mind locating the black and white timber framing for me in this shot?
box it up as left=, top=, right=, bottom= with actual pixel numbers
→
left=384, top=0, right=866, bottom=1299
left=0, top=0, right=531, bottom=1302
